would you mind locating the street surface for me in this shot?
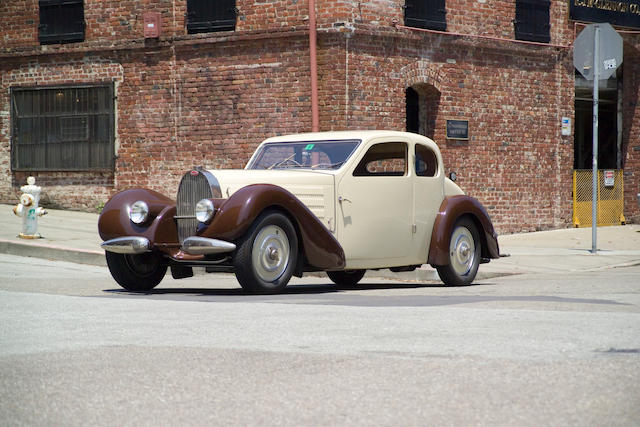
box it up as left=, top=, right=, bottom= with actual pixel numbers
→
left=1, top=254, right=639, bottom=426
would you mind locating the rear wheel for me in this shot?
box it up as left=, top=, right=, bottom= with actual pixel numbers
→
left=105, top=251, right=167, bottom=291
left=233, top=211, right=298, bottom=294
left=436, top=217, right=480, bottom=286
left=327, top=269, right=366, bottom=287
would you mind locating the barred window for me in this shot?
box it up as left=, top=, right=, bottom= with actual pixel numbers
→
left=39, top=0, right=85, bottom=45
left=187, top=0, right=236, bottom=34
left=11, top=85, right=115, bottom=171
left=514, top=0, right=550, bottom=43
left=404, top=0, right=447, bottom=31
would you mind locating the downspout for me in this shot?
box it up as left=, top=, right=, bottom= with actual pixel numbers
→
left=308, top=0, right=319, bottom=132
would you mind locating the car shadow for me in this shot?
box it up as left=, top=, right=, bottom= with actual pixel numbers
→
left=103, top=281, right=495, bottom=297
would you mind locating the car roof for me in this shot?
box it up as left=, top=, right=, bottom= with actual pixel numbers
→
left=262, top=130, right=435, bottom=144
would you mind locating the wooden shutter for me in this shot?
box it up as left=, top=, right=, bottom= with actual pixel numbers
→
left=404, top=0, right=447, bottom=31
left=515, top=0, right=551, bottom=43
left=187, top=0, right=236, bottom=33
left=39, top=0, right=84, bottom=45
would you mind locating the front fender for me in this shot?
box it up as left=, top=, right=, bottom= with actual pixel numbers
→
left=428, top=195, right=500, bottom=266
left=98, top=188, right=178, bottom=245
left=202, top=184, right=345, bottom=270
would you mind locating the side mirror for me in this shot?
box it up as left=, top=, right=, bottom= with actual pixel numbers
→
left=449, top=172, right=458, bottom=182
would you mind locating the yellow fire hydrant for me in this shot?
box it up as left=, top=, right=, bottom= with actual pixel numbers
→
left=12, top=176, right=47, bottom=239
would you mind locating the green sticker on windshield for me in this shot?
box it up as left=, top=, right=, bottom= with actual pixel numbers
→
left=304, top=144, right=315, bottom=150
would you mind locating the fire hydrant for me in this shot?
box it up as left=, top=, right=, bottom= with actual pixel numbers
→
left=13, top=176, right=47, bottom=239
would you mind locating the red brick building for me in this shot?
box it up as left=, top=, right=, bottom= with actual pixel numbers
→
left=1, top=0, right=639, bottom=233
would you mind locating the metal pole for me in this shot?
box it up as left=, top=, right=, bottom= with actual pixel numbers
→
left=591, top=25, right=599, bottom=254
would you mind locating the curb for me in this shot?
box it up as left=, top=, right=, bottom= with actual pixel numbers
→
left=0, top=239, right=106, bottom=267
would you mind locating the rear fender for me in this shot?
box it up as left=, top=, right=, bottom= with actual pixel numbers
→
left=201, top=184, right=345, bottom=270
left=428, top=195, right=500, bottom=266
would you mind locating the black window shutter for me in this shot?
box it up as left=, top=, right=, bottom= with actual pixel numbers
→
left=515, top=0, right=550, bottom=43
left=39, top=0, right=85, bottom=45
left=187, top=0, right=236, bottom=34
left=404, top=0, right=447, bottom=31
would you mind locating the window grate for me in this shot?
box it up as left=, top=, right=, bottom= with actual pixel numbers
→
left=39, top=0, right=85, bottom=45
left=404, top=0, right=447, bottom=31
left=11, top=85, right=115, bottom=171
left=187, top=0, right=236, bottom=34
left=514, top=0, right=550, bottom=43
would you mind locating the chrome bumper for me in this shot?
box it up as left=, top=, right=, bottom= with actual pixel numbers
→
left=101, top=236, right=236, bottom=256
left=182, top=236, right=236, bottom=255
left=101, top=236, right=151, bottom=254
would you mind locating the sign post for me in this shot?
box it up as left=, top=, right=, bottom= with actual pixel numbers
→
left=573, top=23, right=623, bottom=254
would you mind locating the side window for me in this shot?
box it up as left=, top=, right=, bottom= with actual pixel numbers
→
left=514, top=0, right=550, bottom=43
left=404, top=0, right=447, bottom=32
left=353, top=142, right=407, bottom=177
left=39, top=0, right=85, bottom=45
left=415, top=144, right=438, bottom=177
left=187, top=0, right=236, bottom=34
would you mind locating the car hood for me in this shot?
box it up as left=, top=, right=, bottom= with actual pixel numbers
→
left=207, top=168, right=336, bottom=231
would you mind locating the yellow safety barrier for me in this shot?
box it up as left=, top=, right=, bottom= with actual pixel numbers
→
left=573, top=169, right=625, bottom=227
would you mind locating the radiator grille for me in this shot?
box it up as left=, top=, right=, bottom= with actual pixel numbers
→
left=176, top=171, right=213, bottom=244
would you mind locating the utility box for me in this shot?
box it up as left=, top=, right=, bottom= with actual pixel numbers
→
left=143, top=12, right=161, bottom=38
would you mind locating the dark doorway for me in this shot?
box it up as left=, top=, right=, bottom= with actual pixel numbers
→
left=405, top=84, right=440, bottom=139
left=574, top=72, right=621, bottom=170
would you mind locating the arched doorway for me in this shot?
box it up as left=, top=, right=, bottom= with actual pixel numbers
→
left=405, top=83, right=440, bottom=139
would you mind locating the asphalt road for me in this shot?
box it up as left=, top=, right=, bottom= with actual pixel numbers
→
left=1, top=254, right=639, bottom=426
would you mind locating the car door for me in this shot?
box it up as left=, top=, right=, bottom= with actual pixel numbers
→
left=412, top=142, right=445, bottom=262
left=336, top=139, right=413, bottom=269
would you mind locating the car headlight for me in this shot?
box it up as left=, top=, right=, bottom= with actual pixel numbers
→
left=195, top=199, right=215, bottom=223
left=129, top=200, right=149, bottom=224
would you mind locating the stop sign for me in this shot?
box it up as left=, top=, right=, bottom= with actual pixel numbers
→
left=574, top=23, right=623, bottom=81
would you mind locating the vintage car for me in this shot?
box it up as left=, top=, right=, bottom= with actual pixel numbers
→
left=99, top=131, right=500, bottom=293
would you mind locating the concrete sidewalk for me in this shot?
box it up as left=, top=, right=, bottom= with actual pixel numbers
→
left=1, top=203, right=639, bottom=280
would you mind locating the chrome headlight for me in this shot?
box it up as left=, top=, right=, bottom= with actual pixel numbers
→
left=129, top=200, right=149, bottom=224
left=195, top=198, right=215, bottom=223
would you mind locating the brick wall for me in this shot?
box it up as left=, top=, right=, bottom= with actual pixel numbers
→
left=0, top=0, right=639, bottom=234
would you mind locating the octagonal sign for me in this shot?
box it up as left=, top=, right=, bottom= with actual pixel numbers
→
left=574, top=23, right=623, bottom=81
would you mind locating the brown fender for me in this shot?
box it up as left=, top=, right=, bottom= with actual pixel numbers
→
left=428, top=195, right=500, bottom=266
left=98, top=188, right=179, bottom=245
left=201, top=184, right=346, bottom=270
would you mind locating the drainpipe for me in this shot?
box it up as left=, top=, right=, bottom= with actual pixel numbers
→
left=308, top=0, right=319, bottom=132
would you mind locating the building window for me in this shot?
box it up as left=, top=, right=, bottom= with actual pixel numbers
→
left=187, top=0, right=236, bottom=34
left=404, top=0, right=447, bottom=31
left=39, top=0, right=85, bottom=45
left=11, top=85, right=115, bottom=171
left=514, top=0, right=550, bottom=43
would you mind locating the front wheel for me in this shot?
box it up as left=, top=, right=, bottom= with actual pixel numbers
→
left=233, top=211, right=298, bottom=294
left=436, top=217, right=481, bottom=286
left=327, top=270, right=366, bottom=288
left=105, top=251, right=167, bottom=291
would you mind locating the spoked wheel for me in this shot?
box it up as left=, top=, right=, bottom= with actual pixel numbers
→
left=327, top=270, right=366, bottom=288
left=436, top=217, right=481, bottom=286
left=105, top=251, right=168, bottom=291
left=234, top=211, right=298, bottom=294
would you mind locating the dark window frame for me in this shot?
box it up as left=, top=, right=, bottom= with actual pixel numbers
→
left=39, top=0, right=85, bottom=45
left=415, top=144, right=438, bottom=177
left=514, top=0, right=551, bottom=43
left=10, top=84, right=115, bottom=172
left=404, top=0, right=447, bottom=31
left=187, top=0, right=236, bottom=34
left=353, top=142, right=408, bottom=177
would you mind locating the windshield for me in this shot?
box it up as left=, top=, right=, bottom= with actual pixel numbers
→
left=248, top=139, right=360, bottom=170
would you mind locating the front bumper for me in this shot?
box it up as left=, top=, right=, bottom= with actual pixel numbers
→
left=101, top=236, right=236, bottom=256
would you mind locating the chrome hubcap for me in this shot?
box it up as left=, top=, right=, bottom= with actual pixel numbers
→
left=252, top=225, right=290, bottom=282
left=449, top=226, right=476, bottom=276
